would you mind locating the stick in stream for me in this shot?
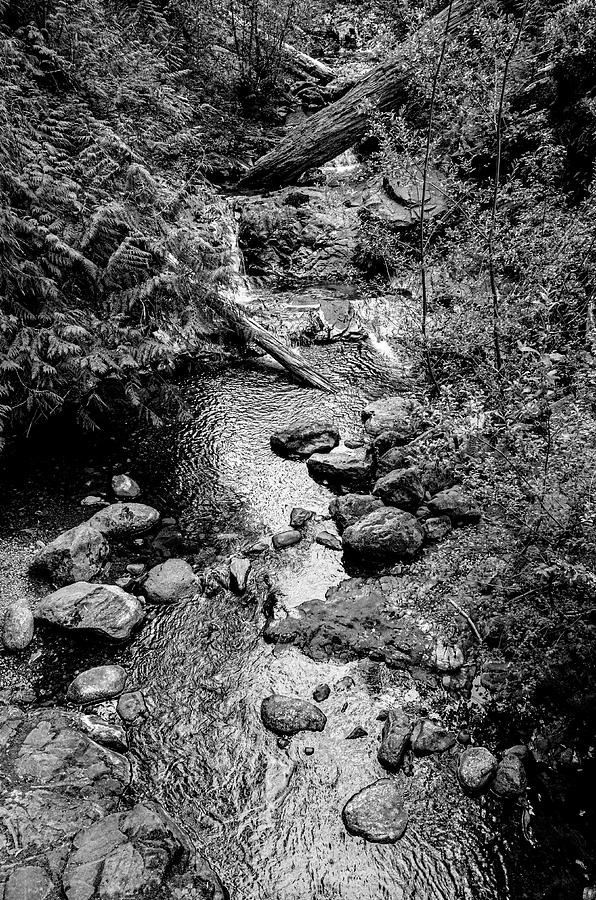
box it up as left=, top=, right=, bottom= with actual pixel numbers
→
left=447, top=598, right=483, bottom=643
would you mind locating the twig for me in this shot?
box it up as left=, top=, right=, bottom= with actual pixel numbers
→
left=447, top=597, right=483, bottom=643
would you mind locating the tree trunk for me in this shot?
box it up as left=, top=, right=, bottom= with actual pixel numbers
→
left=283, top=42, right=335, bottom=83
left=238, top=0, right=475, bottom=189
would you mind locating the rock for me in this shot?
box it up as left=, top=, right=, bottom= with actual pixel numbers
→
left=372, top=467, right=425, bottom=511
left=504, top=744, right=530, bottom=761
left=492, top=754, right=527, bottom=798
left=80, top=495, right=108, bottom=507
left=328, top=493, right=383, bottom=532
left=265, top=577, right=431, bottom=669
left=361, top=396, right=424, bottom=440
left=272, top=529, right=301, bottom=550
left=346, top=726, right=367, bottom=739
left=79, top=714, right=128, bottom=752
left=230, top=556, right=251, bottom=593
left=270, top=421, right=339, bottom=458
left=427, top=486, right=481, bottom=525
left=344, top=438, right=364, bottom=449
left=88, top=502, right=160, bottom=537
left=457, top=730, right=471, bottom=745
left=111, top=473, right=140, bottom=499
left=3, top=599, right=34, bottom=651
left=458, top=747, right=498, bottom=793
left=378, top=709, right=412, bottom=770
left=432, top=638, right=465, bottom=672
left=312, top=683, right=330, bottom=702
left=304, top=746, right=315, bottom=755
left=36, top=582, right=145, bottom=641
left=375, top=446, right=414, bottom=477
left=246, top=537, right=270, bottom=555
left=66, top=665, right=127, bottom=705
left=31, top=522, right=109, bottom=586
left=480, top=660, right=509, bottom=692
left=316, top=530, right=342, bottom=551
left=422, top=516, right=452, bottom=542
left=260, top=694, right=326, bottom=735
left=290, top=507, right=315, bottom=528
left=151, top=524, right=189, bottom=558
left=342, top=507, right=423, bottom=563
left=125, top=562, right=145, bottom=577
left=335, top=675, right=355, bottom=691
left=117, top=690, right=148, bottom=723
left=307, top=446, right=373, bottom=490
left=4, top=865, right=54, bottom=900
left=342, top=779, right=408, bottom=843
left=143, top=558, right=197, bottom=604
left=410, top=719, right=456, bottom=754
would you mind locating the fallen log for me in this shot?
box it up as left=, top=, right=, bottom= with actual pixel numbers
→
left=238, top=0, right=477, bottom=189
left=283, top=42, right=335, bottom=83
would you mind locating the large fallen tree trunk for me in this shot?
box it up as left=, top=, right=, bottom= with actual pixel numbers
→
left=238, top=0, right=476, bottom=189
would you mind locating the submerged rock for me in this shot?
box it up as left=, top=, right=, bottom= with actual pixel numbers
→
left=260, top=694, right=326, bottom=735
left=117, top=690, right=148, bottom=723
left=143, top=558, right=197, bottom=604
left=36, top=582, right=144, bottom=641
left=378, top=708, right=412, bottom=770
left=151, top=524, right=189, bottom=558
left=361, top=396, right=424, bottom=440
left=342, top=779, right=408, bottom=843
left=2, top=599, right=34, bottom=651
left=290, top=506, right=315, bottom=528
left=372, top=467, right=425, bottom=511
left=112, top=473, right=141, bottom=499
left=328, top=493, right=383, bottom=532
left=313, top=683, right=331, bottom=702
left=67, top=665, right=127, bottom=705
left=31, top=522, right=109, bottom=586
left=307, top=446, right=373, bottom=490
left=265, top=577, right=431, bottom=669
left=342, top=507, right=423, bottom=563
left=428, top=486, right=481, bottom=525
left=230, top=556, right=251, bottom=593
left=458, top=747, right=498, bottom=793
left=270, top=421, right=339, bottom=458
left=492, top=753, right=527, bottom=798
left=272, top=529, right=301, bottom=550
left=316, top=529, right=342, bottom=550
left=88, top=502, right=160, bottom=537
left=410, top=719, right=456, bottom=754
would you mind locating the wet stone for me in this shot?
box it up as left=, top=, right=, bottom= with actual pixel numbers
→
left=342, top=778, right=408, bottom=843
left=35, top=581, right=145, bottom=641
left=3, top=599, right=34, bottom=651
left=427, top=486, right=481, bottom=525
left=335, top=675, right=355, bottom=691
left=290, top=507, right=315, bottom=529
left=125, top=562, right=145, bottom=577
left=458, top=746, right=498, bottom=793
left=270, top=421, right=340, bottom=458
left=378, top=708, right=412, bottom=771
left=80, top=495, right=108, bottom=507
left=372, top=467, right=425, bottom=511
left=342, top=507, right=423, bottom=563
left=492, top=753, right=527, bottom=798
left=433, top=638, right=465, bottom=672
left=410, top=719, right=456, bottom=754
left=143, top=558, right=197, bottom=604
left=316, top=530, right=342, bottom=551
left=272, top=529, right=301, bottom=550
left=117, top=690, right=148, bottom=723
left=304, top=746, right=315, bottom=756
left=346, top=726, right=368, bottom=739
left=312, top=683, right=331, bottom=702
left=230, top=556, right=251, bottom=593
left=261, top=694, right=326, bottom=736
left=88, top=502, right=160, bottom=537
left=306, top=447, right=373, bottom=491
left=361, top=396, right=424, bottom=440
left=31, top=522, right=109, bottom=586
left=79, top=714, right=128, bottom=753
left=328, top=493, right=383, bottom=533
left=67, top=665, right=127, bottom=705
left=111, top=473, right=140, bottom=499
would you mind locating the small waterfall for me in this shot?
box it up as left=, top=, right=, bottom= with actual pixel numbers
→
left=226, top=208, right=253, bottom=307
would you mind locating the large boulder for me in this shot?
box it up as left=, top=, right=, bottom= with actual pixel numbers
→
left=458, top=747, right=498, bottom=793
left=260, top=694, right=326, bottom=736
left=342, top=779, right=408, bottom=843
left=88, top=503, right=160, bottom=537
left=378, top=709, right=412, bottom=770
left=410, top=719, right=456, bottom=754
left=372, top=467, right=425, bottom=511
left=427, top=486, right=481, bottom=525
left=264, top=577, right=431, bottom=669
left=307, top=446, right=373, bottom=490
left=31, top=522, right=109, bottom=586
left=342, top=507, right=423, bottom=562
left=2, top=598, right=34, bottom=651
left=142, top=558, right=197, bottom=604
left=328, top=493, right=383, bottom=532
left=361, top=396, right=424, bottom=440
left=36, top=582, right=145, bottom=641
left=66, top=665, right=127, bottom=705
left=270, top=421, right=339, bottom=458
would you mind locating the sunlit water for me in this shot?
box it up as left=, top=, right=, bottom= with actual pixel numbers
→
left=124, top=335, right=508, bottom=900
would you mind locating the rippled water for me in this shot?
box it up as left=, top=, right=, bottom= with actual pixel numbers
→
left=125, top=334, right=509, bottom=899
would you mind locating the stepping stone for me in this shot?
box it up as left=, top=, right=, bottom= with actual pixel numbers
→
left=342, top=778, right=408, bottom=843
left=272, top=529, right=301, bottom=550
left=67, top=665, right=127, bottom=705
left=458, top=747, right=498, bottom=793
left=35, top=582, right=144, bottom=641
left=260, top=694, right=326, bottom=736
